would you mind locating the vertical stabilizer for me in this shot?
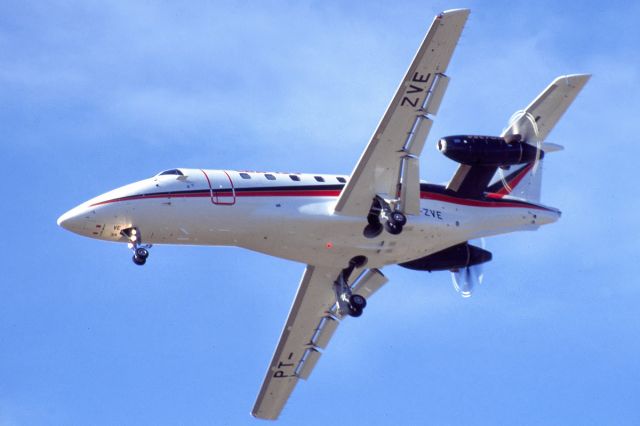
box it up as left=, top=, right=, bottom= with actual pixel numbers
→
left=487, top=162, right=542, bottom=201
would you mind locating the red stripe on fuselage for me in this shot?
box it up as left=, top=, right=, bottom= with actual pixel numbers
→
left=90, top=186, right=556, bottom=212
left=419, top=191, right=555, bottom=212
left=89, top=189, right=342, bottom=206
left=236, top=190, right=342, bottom=197
left=494, top=163, right=534, bottom=196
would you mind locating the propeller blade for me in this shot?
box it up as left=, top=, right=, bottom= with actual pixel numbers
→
left=500, top=110, right=544, bottom=185
left=451, top=239, right=486, bottom=298
left=452, top=268, right=473, bottom=298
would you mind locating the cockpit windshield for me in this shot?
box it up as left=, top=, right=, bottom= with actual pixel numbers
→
left=157, top=169, right=184, bottom=176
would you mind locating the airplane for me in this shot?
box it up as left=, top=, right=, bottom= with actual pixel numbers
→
left=57, top=8, right=589, bottom=420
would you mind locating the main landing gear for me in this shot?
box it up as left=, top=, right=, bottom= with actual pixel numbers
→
left=334, top=256, right=368, bottom=317
left=385, top=210, right=407, bottom=235
left=121, top=227, right=151, bottom=266
left=363, top=197, right=407, bottom=238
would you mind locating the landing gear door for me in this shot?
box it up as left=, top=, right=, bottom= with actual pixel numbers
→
left=200, top=169, right=236, bottom=205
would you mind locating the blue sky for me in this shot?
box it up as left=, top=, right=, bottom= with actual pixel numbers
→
left=2, top=1, right=639, bottom=424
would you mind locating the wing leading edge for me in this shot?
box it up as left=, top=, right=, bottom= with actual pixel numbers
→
left=334, top=9, right=469, bottom=217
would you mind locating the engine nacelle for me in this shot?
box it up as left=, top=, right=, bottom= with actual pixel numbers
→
left=399, top=242, right=492, bottom=272
left=437, top=134, right=543, bottom=166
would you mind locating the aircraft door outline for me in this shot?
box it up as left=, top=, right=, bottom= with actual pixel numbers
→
left=200, top=169, right=236, bottom=205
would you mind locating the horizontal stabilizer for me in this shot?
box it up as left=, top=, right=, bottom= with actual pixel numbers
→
left=503, top=74, right=591, bottom=143
left=541, top=142, right=564, bottom=153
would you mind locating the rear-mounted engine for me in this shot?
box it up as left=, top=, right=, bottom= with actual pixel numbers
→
left=437, top=134, right=543, bottom=166
left=399, top=242, right=492, bottom=272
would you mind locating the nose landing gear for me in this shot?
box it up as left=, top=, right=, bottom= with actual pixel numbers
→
left=121, top=227, right=152, bottom=266
left=133, top=247, right=149, bottom=265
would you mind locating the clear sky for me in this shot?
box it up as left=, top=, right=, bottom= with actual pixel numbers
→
left=2, top=1, right=639, bottom=425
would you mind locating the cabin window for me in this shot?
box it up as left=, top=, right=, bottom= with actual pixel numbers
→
left=265, top=174, right=276, bottom=180
left=158, top=169, right=184, bottom=176
left=336, top=177, right=346, bottom=183
left=239, top=172, right=251, bottom=179
left=289, top=175, right=301, bottom=182
left=314, top=176, right=325, bottom=182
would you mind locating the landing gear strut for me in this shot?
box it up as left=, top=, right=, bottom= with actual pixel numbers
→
left=121, top=227, right=151, bottom=266
left=363, top=197, right=407, bottom=238
left=334, top=256, right=368, bottom=317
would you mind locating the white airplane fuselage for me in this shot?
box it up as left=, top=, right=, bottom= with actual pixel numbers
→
left=58, top=168, right=560, bottom=269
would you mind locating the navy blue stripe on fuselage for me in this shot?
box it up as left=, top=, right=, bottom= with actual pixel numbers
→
left=90, top=182, right=556, bottom=212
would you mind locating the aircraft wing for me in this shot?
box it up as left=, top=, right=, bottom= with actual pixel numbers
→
left=334, top=9, right=469, bottom=217
left=252, top=265, right=387, bottom=419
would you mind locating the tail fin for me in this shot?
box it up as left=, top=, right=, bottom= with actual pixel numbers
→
left=487, top=162, right=542, bottom=201
left=490, top=74, right=590, bottom=202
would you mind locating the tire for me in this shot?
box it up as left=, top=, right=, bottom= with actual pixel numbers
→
left=349, top=294, right=367, bottom=310
left=135, top=247, right=149, bottom=259
left=384, top=220, right=402, bottom=235
left=133, top=255, right=146, bottom=266
left=349, top=306, right=363, bottom=318
left=391, top=211, right=407, bottom=226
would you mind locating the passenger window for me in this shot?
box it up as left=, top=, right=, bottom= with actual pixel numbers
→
left=289, top=175, right=301, bottom=182
left=314, top=176, right=325, bottom=182
left=336, top=177, right=346, bottom=183
left=239, top=172, right=251, bottom=179
left=265, top=174, right=276, bottom=180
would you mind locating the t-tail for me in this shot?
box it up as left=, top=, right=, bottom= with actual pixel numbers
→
left=488, top=74, right=591, bottom=202
left=434, top=74, right=590, bottom=298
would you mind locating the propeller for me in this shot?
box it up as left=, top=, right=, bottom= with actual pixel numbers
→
left=497, top=110, right=544, bottom=198
left=451, top=239, right=486, bottom=298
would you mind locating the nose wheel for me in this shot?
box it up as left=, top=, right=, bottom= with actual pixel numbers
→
left=121, top=227, right=152, bottom=266
left=133, top=247, right=149, bottom=265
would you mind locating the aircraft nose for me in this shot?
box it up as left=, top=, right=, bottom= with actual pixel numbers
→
left=57, top=205, right=89, bottom=233
left=57, top=208, right=77, bottom=230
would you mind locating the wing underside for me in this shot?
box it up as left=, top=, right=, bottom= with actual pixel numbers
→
left=334, top=9, right=470, bottom=217
left=252, top=266, right=387, bottom=420
left=252, top=265, right=339, bottom=420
